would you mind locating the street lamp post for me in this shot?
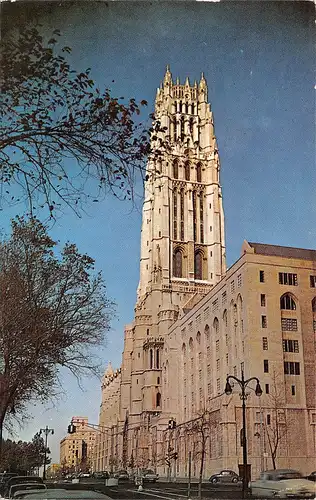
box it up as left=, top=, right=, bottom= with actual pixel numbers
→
left=224, top=370, right=262, bottom=498
left=39, top=425, right=54, bottom=481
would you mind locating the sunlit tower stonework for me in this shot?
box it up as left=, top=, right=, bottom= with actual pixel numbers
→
left=96, top=67, right=226, bottom=472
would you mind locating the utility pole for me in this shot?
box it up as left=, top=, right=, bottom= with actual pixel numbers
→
left=39, top=426, right=54, bottom=481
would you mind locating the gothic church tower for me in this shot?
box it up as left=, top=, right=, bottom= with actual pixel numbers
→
left=117, top=68, right=226, bottom=466
left=137, top=66, right=226, bottom=301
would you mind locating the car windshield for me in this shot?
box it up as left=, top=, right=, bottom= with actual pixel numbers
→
left=276, top=472, right=303, bottom=480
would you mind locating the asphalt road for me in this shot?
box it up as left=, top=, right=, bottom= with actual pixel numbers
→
left=50, top=480, right=245, bottom=500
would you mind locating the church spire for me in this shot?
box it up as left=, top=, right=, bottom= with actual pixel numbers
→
left=164, top=65, right=172, bottom=85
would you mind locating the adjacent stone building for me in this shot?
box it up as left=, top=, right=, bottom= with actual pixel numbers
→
left=60, top=417, right=97, bottom=473
left=93, top=68, right=316, bottom=478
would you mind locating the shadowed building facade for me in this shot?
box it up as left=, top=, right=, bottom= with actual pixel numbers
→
left=93, top=69, right=316, bottom=478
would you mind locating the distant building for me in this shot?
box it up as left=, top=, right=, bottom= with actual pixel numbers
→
left=93, top=68, right=316, bottom=478
left=60, top=417, right=96, bottom=472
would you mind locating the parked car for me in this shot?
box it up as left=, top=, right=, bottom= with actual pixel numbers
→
left=9, top=483, right=46, bottom=499
left=307, top=471, right=316, bottom=482
left=93, top=472, right=109, bottom=479
left=2, top=477, right=43, bottom=499
left=209, top=470, right=241, bottom=484
left=114, top=470, right=129, bottom=481
left=77, top=472, right=91, bottom=478
left=141, top=470, right=159, bottom=483
left=249, top=469, right=316, bottom=498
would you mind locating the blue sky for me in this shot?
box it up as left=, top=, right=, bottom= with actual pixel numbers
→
left=2, top=1, right=314, bottom=462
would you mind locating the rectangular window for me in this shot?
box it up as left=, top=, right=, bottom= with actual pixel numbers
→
left=279, top=272, right=298, bottom=286
left=233, top=366, right=237, bottom=376
left=189, top=321, right=193, bottom=332
left=259, top=270, right=265, bottom=283
left=261, top=294, right=266, bottom=307
left=207, top=364, right=211, bottom=377
left=240, top=362, right=244, bottom=374
left=237, top=274, right=242, bottom=288
left=231, top=281, right=235, bottom=293
left=204, top=307, right=209, bottom=320
left=196, top=314, right=201, bottom=325
left=267, top=414, right=271, bottom=425
left=216, top=339, right=219, bottom=352
left=216, top=378, right=221, bottom=394
left=264, top=359, right=269, bottom=373
left=222, top=291, right=227, bottom=304
left=310, top=275, right=316, bottom=288
left=226, top=353, right=229, bottom=365
left=283, top=339, right=299, bottom=353
left=242, top=340, right=245, bottom=353
left=225, top=334, right=228, bottom=347
left=262, top=337, right=268, bottom=350
left=265, top=383, right=270, bottom=394
left=291, top=385, right=296, bottom=396
left=207, top=383, right=211, bottom=395
left=206, top=346, right=211, bottom=359
left=212, top=298, right=219, bottom=312
left=216, top=359, right=220, bottom=371
left=261, top=315, right=267, bottom=328
left=281, top=318, right=298, bottom=331
left=314, top=320, right=316, bottom=333
left=284, top=361, right=300, bottom=375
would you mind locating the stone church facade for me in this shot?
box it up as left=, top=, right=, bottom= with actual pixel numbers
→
left=93, top=69, right=316, bottom=479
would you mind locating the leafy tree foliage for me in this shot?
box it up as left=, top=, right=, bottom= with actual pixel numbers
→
left=0, top=26, right=155, bottom=215
left=0, top=216, right=114, bottom=454
left=0, top=433, right=50, bottom=473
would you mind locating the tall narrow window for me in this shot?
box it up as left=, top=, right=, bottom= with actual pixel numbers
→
left=156, top=349, right=160, bottom=369
left=185, top=102, right=189, bottom=114
left=199, top=194, right=204, bottom=243
left=196, top=163, right=202, bottom=182
left=173, top=120, right=177, bottom=142
left=192, top=191, right=197, bottom=241
left=261, top=294, right=266, bottom=307
left=194, top=251, right=203, bottom=280
left=156, top=392, right=161, bottom=408
left=173, top=161, right=178, bottom=179
left=173, top=189, right=178, bottom=240
left=181, top=116, right=185, bottom=141
left=191, top=103, right=195, bottom=115
left=180, top=189, right=185, bottom=241
left=259, top=270, right=265, bottom=283
left=184, top=162, right=190, bottom=181
left=149, top=349, right=153, bottom=369
left=189, top=117, right=194, bottom=135
left=173, top=249, right=182, bottom=278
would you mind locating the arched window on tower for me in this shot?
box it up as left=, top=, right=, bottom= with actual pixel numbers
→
left=191, top=103, right=195, bottom=115
left=189, top=117, right=194, bottom=136
left=199, top=193, right=204, bottom=243
left=179, top=100, right=182, bottom=113
left=194, top=251, right=203, bottom=280
left=185, top=102, right=189, bottom=114
left=156, top=392, right=161, bottom=408
left=181, top=116, right=185, bottom=141
left=173, top=248, right=182, bottom=278
left=196, top=163, right=202, bottom=183
left=173, top=161, right=178, bottom=179
left=156, top=349, right=160, bottom=369
left=149, top=349, right=153, bottom=369
left=280, top=294, right=296, bottom=310
left=192, top=190, right=197, bottom=241
left=184, top=162, right=190, bottom=181
left=180, top=189, right=185, bottom=241
left=173, top=189, right=178, bottom=240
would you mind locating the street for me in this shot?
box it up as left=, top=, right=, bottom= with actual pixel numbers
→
left=50, top=479, right=245, bottom=500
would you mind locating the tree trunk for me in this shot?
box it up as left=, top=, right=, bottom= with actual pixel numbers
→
left=198, top=446, right=205, bottom=500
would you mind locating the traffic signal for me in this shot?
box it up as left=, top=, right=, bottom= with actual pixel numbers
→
left=68, top=423, right=76, bottom=434
left=168, top=419, right=176, bottom=429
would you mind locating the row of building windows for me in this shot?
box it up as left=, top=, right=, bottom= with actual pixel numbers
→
left=262, top=337, right=299, bottom=353
left=172, top=160, right=202, bottom=182
left=263, top=359, right=301, bottom=375
left=260, top=270, right=316, bottom=287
